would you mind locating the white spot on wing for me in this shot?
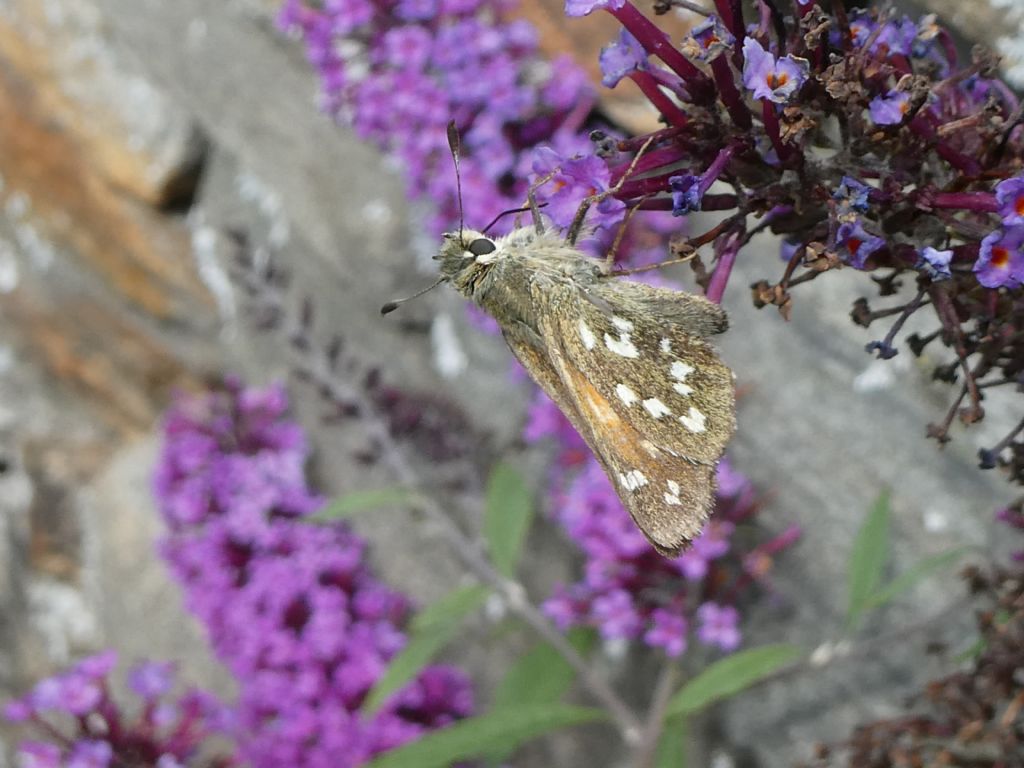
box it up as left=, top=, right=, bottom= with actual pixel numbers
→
left=670, top=360, right=696, bottom=396
left=642, top=398, right=671, bottom=418
left=611, top=315, right=634, bottom=332
left=660, top=338, right=672, bottom=354
left=664, top=493, right=682, bottom=506
left=619, top=470, right=648, bottom=491
left=679, top=407, right=707, bottom=433
left=615, top=383, right=639, bottom=405
left=605, top=332, right=639, bottom=358
left=671, top=361, right=695, bottom=379
left=667, top=480, right=681, bottom=495
left=579, top=319, right=596, bottom=350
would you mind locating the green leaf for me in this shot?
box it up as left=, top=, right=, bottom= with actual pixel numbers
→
left=491, top=627, right=595, bottom=710
left=315, top=488, right=414, bottom=520
left=485, top=628, right=595, bottom=766
left=483, top=462, right=535, bottom=578
left=364, top=586, right=490, bottom=714
left=847, top=490, right=892, bottom=630
left=364, top=705, right=607, bottom=768
left=410, top=584, right=491, bottom=633
left=665, top=644, right=802, bottom=718
left=655, top=717, right=687, bottom=768
left=492, top=644, right=575, bottom=710
left=864, top=547, right=970, bottom=611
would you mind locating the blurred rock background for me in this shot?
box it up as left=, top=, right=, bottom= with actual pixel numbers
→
left=0, top=1, right=1020, bottom=766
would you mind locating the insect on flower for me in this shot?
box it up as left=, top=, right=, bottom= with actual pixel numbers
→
left=383, top=124, right=735, bottom=556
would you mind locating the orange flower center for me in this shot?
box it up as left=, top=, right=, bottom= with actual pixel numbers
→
left=1015, top=196, right=1024, bottom=217
left=848, top=237, right=863, bottom=255
left=991, top=246, right=1010, bottom=268
left=767, top=72, right=789, bottom=89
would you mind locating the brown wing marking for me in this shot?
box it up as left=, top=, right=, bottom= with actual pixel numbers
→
left=550, top=341, right=713, bottom=556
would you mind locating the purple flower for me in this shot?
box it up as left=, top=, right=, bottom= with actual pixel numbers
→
left=128, top=660, right=176, bottom=700
left=523, top=390, right=588, bottom=463
left=975, top=227, right=1024, bottom=288
left=75, top=650, right=118, bottom=680
left=531, top=147, right=626, bottom=231
left=869, top=89, right=911, bottom=125
left=684, top=14, right=734, bottom=62
left=917, top=247, right=953, bottom=280
left=15, top=742, right=62, bottom=768
left=644, top=610, right=688, bottom=657
left=564, top=0, right=624, bottom=17
left=837, top=221, right=886, bottom=269
left=67, top=740, right=113, bottom=768
left=696, top=602, right=741, bottom=651
left=872, top=15, right=918, bottom=57
left=996, top=176, right=1024, bottom=227
left=833, top=176, right=873, bottom=214
left=592, top=590, right=643, bottom=640
left=741, top=38, right=809, bottom=103
left=395, top=0, right=436, bottom=21
left=379, top=26, right=434, bottom=71
left=669, top=174, right=701, bottom=215
left=154, top=382, right=474, bottom=767
left=599, top=29, right=648, bottom=88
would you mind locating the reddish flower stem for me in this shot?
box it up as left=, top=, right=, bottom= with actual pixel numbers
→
left=928, top=191, right=998, bottom=214
left=627, top=71, right=689, bottom=127
left=711, top=56, right=752, bottom=129
left=706, top=231, right=741, bottom=304
left=608, top=2, right=714, bottom=101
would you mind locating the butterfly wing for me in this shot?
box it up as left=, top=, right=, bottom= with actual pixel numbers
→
left=526, top=280, right=736, bottom=556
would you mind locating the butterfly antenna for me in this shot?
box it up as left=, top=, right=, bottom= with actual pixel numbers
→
left=446, top=121, right=465, bottom=241
left=380, top=276, right=446, bottom=315
left=482, top=203, right=548, bottom=235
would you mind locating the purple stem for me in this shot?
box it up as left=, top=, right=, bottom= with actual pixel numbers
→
left=910, top=116, right=981, bottom=177
left=608, top=2, right=715, bottom=102
left=610, top=145, right=688, bottom=185
left=929, top=191, right=999, bottom=214
left=761, top=99, right=791, bottom=163
left=628, top=71, right=690, bottom=127
left=711, top=56, right=752, bottom=129
left=696, top=142, right=741, bottom=198
left=639, top=193, right=738, bottom=211
left=706, top=232, right=740, bottom=303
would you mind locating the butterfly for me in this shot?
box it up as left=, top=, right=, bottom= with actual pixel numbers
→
left=385, top=124, right=735, bottom=556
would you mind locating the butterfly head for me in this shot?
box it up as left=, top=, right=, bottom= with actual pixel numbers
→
left=436, top=229, right=501, bottom=295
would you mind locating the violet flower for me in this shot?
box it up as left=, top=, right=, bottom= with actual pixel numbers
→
left=837, top=221, right=886, bottom=269
left=917, top=247, right=953, bottom=281
left=154, top=380, right=474, bottom=767
left=741, top=38, right=809, bottom=104
left=995, top=176, right=1024, bottom=227
left=599, top=29, right=649, bottom=87
left=4, top=653, right=232, bottom=768
left=975, top=227, right=1024, bottom=288
left=869, top=89, right=912, bottom=126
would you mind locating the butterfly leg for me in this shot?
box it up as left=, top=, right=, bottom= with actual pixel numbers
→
left=602, top=196, right=652, bottom=274
left=526, top=170, right=560, bottom=235
left=566, top=135, right=658, bottom=246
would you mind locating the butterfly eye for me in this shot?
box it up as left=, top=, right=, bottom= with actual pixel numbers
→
left=468, top=238, right=496, bottom=256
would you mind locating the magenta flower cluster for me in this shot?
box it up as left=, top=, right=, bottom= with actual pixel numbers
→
left=4, top=651, right=231, bottom=768
left=527, top=393, right=800, bottom=658
left=276, top=0, right=596, bottom=236
left=153, top=379, right=472, bottom=768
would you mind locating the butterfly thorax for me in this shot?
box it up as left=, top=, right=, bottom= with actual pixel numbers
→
left=437, top=227, right=600, bottom=333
